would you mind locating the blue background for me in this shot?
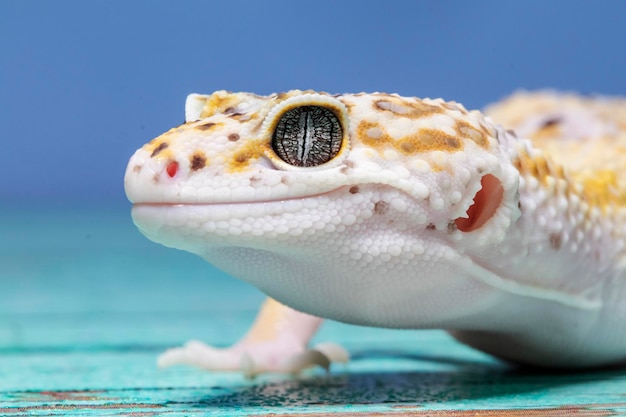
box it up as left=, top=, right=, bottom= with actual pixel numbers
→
left=3, top=3, right=626, bottom=412
left=2, top=0, right=626, bottom=204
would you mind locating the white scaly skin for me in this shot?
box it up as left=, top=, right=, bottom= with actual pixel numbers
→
left=124, top=90, right=626, bottom=375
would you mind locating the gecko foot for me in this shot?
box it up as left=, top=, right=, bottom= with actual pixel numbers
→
left=157, top=339, right=349, bottom=378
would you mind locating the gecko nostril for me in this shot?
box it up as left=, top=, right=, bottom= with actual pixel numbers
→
left=166, top=161, right=179, bottom=178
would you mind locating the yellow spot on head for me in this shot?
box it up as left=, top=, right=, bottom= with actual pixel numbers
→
left=227, top=141, right=266, bottom=172
left=578, top=170, right=626, bottom=209
left=357, top=121, right=464, bottom=155
left=358, top=121, right=391, bottom=147
left=200, top=92, right=240, bottom=119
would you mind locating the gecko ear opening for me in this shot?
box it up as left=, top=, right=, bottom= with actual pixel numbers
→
left=454, top=174, right=504, bottom=233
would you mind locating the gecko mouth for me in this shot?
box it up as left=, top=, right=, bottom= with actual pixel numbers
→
left=130, top=186, right=354, bottom=241
left=130, top=186, right=349, bottom=208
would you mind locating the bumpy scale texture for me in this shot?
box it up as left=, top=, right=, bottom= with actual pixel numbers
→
left=125, top=90, right=626, bottom=373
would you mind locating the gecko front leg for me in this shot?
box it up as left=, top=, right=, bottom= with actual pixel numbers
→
left=158, top=297, right=349, bottom=377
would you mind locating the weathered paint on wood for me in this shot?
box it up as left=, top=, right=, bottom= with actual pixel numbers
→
left=2, top=206, right=626, bottom=415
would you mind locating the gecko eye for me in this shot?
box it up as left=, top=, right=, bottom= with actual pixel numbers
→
left=271, top=105, right=344, bottom=167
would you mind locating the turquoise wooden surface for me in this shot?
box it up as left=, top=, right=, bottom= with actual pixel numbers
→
left=2, top=204, right=626, bottom=416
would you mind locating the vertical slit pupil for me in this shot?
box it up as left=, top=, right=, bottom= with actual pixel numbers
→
left=272, top=105, right=343, bottom=167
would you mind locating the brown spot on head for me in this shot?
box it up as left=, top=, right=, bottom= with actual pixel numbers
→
left=529, top=116, right=563, bottom=140
left=228, top=133, right=240, bottom=142
left=447, top=221, right=457, bottom=233
left=150, top=142, right=168, bottom=157
left=197, top=122, right=217, bottom=131
left=189, top=152, right=207, bottom=171
left=426, top=223, right=436, bottom=231
left=349, top=185, right=360, bottom=194
left=549, top=233, right=562, bottom=250
left=132, top=165, right=142, bottom=173
left=234, top=152, right=250, bottom=165
left=373, top=200, right=389, bottom=215
left=541, top=117, right=562, bottom=128
left=224, top=107, right=246, bottom=118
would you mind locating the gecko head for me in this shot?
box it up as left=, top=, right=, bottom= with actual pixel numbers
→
left=124, top=90, right=521, bottom=323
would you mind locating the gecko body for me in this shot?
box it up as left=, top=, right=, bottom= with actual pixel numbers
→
left=124, top=90, right=626, bottom=375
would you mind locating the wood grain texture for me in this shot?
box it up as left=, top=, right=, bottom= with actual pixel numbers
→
left=2, top=206, right=626, bottom=415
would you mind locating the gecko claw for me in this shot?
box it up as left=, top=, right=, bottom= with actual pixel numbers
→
left=285, top=349, right=331, bottom=374
left=313, top=342, right=350, bottom=364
